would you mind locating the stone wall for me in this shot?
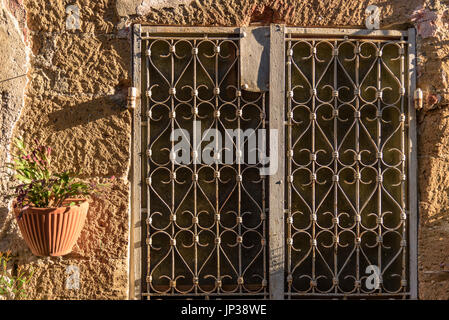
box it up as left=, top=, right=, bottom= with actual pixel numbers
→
left=0, top=0, right=131, bottom=299
left=0, top=0, right=29, bottom=269
left=0, top=0, right=448, bottom=299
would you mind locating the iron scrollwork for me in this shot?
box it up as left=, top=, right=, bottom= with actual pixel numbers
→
left=143, top=35, right=268, bottom=297
left=285, top=37, right=409, bottom=298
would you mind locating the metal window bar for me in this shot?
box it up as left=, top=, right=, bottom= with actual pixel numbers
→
left=131, top=25, right=418, bottom=300
left=284, top=27, right=417, bottom=299
left=137, top=26, right=269, bottom=299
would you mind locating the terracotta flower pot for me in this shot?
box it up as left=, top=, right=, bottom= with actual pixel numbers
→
left=13, top=199, right=89, bottom=257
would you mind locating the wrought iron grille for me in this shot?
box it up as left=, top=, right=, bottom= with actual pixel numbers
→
left=285, top=32, right=415, bottom=298
left=140, top=30, right=269, bottom=298
left=131, top=26, right=417, bottom=300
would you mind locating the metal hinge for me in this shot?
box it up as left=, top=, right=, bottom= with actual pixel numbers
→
left=127, top=87, right=138, bottom=110
left=414, top=88, right=423, bottom=110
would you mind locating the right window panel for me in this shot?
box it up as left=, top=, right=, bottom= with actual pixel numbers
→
left=285, top=30, right=415, bottom=298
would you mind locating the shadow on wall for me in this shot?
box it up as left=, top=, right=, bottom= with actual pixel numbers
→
left=46, top=93, right=127, bottom=132
left=0, top=206, right=13, bottom=252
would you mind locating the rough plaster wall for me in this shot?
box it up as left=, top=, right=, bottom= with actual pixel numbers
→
left=0, top=0, right=449, bottom=299
left=414, top=1, right=449, bottom=300
left=1, top=0, right=131, bottom=299
left=121, top=0, right=423, bottom=27
left=0, top=0, right=29, bottom=259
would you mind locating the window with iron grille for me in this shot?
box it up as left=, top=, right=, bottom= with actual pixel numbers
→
left=130, top=25, right=418, bottom=300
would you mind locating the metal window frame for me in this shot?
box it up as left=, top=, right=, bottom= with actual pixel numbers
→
left=283, top=26, right=418, bottom=300
left=130, top=24, right=142, bottom=300
left=407, top=28, right=418, bottom=300
left=130, top=24, right=418, bottom=300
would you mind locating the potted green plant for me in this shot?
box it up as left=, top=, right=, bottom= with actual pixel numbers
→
left=5, top=138, right=110, bottom=257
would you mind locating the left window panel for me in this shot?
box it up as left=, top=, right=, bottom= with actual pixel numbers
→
left=138, top=28, right=269, bottom=299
